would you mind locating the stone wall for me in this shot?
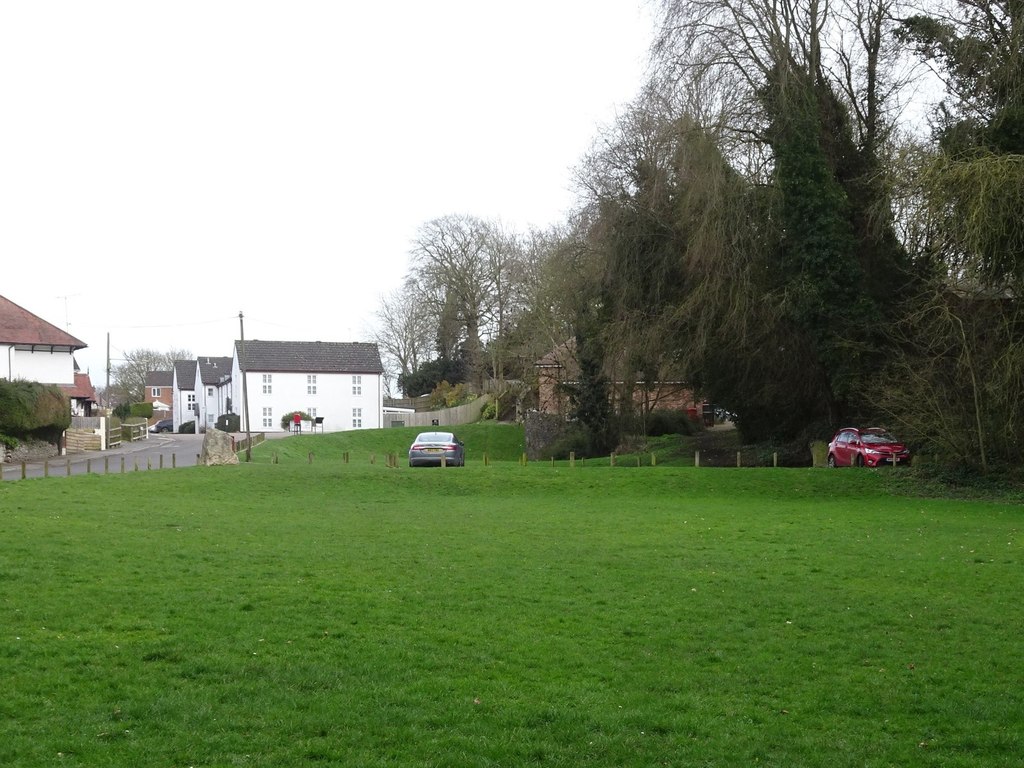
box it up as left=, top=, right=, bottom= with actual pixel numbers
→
left=4, top=438, right=60, bottom=463
left=524, top=411, right=568, bottom=461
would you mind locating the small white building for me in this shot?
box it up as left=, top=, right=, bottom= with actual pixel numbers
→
left=231, top=339, right=385, bottom=433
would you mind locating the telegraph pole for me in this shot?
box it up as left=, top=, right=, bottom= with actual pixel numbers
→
left=239, top=311, right=253, bottom=462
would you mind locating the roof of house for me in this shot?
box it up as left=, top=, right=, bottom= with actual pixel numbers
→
left=535, top=339, right=577, bottom=372
left=145, top=370, right=173, bottom=387
left=173, top=359, right=197, bottom=390
left=234, top=340, right=385, bottom=374
left=0, top=295, right=87, bottom=349
left=60, top=371, right=97, bottom=401
left=198, top=356, right=233, bottom=386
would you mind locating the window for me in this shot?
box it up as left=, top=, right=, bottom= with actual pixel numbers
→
left=151, top=387, right=161, bottom=398
left=307, top=374, right=317, bottom=395
left=262, top=407, right=273, bottom=428
left=308, top=407, right=317, bottom=419
left=207, top=387, right=214, bottom=397
left=186, top=393, right=196, bottom=412
left=352, top=375, right=362, bottom=396
left=262, top=374, right=272, bottom=394
left=352, top=407, right=362, bottom=428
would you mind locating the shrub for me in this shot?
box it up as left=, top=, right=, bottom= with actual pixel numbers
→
left=179, top=421, right=196, bottom=434
left=545, top=426, right=591, bottom=460
left=480, top=401, right=497, bottom=420
left=428, top=381, right=474, bottom=410
left=130, top=402, right=154, bottom=419
left=0, top=380, right=70, bottom=444
left=280, top=411, right=312, bottom=431
left=113, top=402, right=133, bottom=420
left=216, top=413, right=241, bottom=433
left=644, top=409, right=695, bottom=437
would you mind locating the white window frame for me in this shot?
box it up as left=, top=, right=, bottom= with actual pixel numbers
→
left=262, top=374, right=272, bottom=394
left=352, top=375, right=362, bottom=396
left=352, top=407, right=362, bottom=428
left=307, top=374, right=317, bottom=395
left=262, top=407, right=273, bottom=428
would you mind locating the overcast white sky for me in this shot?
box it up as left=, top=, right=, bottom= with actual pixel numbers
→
left=1, top=2, right=656, bottom=384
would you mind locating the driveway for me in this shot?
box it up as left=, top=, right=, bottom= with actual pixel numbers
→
left=1, top=433, right=209, bottom=482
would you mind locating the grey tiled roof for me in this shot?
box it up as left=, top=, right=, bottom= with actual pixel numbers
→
left=198, top=356, right=233, bottom=386
left=173, top=360, right=196, bottom=390
left=145, top=370, right=173, bottom=387
left=234, top=340, right=384, bottom=374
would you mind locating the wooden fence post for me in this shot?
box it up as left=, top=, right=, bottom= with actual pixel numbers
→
left=695, top=450, right=700, bottom=468
left=570, top=451, right=575, bottom=468
left=44, top=460, right=49, bottom=478
left=736, top=451, right=741, bottom=467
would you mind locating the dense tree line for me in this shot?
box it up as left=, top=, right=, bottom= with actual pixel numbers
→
left=378, top=0, right=1023, bottom=471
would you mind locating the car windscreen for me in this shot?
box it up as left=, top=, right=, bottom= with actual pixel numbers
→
left=415, top=433, right=453, bottom=443
left=861, top=432, right=897, bottom=444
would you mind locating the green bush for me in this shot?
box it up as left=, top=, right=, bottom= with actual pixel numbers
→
left=545, top=426, right=591, bottom=460
left=113, top=402, right=132, bottom=420
left=130, top=402, right=154, bottom=419
left=0, top=380, right=70, bottom=442
left=644, top=409, right=696, bottom=437
left=428, top=381, right=474, bottom=410
left=216, top=413, right=241, bottom=433
left=480, top=401, right=497, bottom=420
left=179, top=421, right=196, bottom=434
left=280, top=411, right=312, bottom=431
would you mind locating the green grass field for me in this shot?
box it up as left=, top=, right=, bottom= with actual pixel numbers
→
left=2, top=425, right=1021, bottom=766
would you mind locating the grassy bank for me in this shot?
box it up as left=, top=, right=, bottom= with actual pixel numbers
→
left=1, top=436, right=1021, bottom=766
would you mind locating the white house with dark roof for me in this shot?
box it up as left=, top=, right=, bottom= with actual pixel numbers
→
left=171, top=359, right=197, bottom=432
left=231, top=340, right=385, bottom=433
left=197, top=356, right=232, bottom=431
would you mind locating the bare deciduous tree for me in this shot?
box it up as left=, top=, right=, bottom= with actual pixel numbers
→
left=112, top=347, right=192, bottom=403
left=374, top=281, right=435, bottom=397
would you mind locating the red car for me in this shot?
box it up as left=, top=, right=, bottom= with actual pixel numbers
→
left=827, top=427, right=910, bottom=468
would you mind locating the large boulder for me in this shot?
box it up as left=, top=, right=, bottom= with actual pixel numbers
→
left=200, top=428, right=239, bottom=466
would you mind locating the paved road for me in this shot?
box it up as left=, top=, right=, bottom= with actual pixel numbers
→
left=1, top=433, right=210, bottom=482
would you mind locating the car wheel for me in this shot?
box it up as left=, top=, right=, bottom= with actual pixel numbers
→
left=827, top=454, right=837, bottom=468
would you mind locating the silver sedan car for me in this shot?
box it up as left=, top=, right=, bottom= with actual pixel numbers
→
left=408, top=431, right=465, bottom=467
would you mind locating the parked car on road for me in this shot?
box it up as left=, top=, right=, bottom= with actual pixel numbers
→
left=827, top=427, right=910, bottom=467
left=149, top=418, right=173, bottom=434
left=408, top=431, right=465, bottom=467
